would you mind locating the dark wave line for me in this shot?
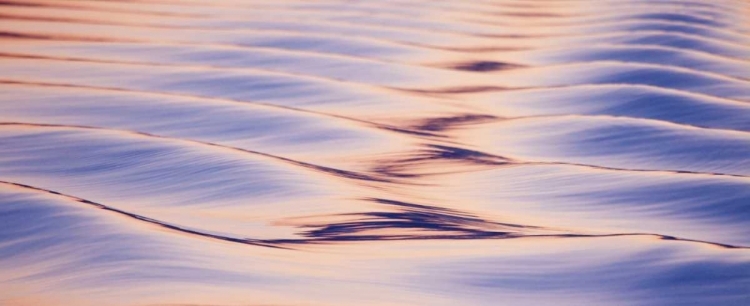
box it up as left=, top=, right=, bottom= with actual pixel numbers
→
left=394, top=86, right=521, bottom=95
left=470, top=12, right=749, bottom=35
left=405, top=60, right=750, bottom=97
left=186, top=3, right=575, bottom=28
left=411, top=114, right=500, bottom=132
left=483, top=0, right=749, bottom=16
left=372, top=144, right=750, bottom=180
left=60, top=0, right=268, bottom=9
left=511, top=233, right=750, bottom=250
left=0, top=13, right=204, bottom=30
left=5, top=36, right=748, bottom=85
left=5, top=26, right=746, bottom=80
left=33, top=51, right=745, bottom=89
left=461, top=30, right=750, bottom=54
left=12, top=8, right=497, bottom=38
left=449, top=4, right=744, bottom=31
left=406, top=86, right=750, bottom=134
left=406, top=111, right=750, bottom=138
left=0, top=30, right=412, bottom=69
left=525, top=161, right=750, bottom=180
left=97, top=1, right=748, bottom=36
left=320, top=12, right=750, bottom=48
left=288, top=197, right=555, bottom=238
left=0, top=122, right=392, bottom=183
left=0, top=18, right=496, bottom=56
left=266, top=230, right=750, bottom=250
left=241, top=12, right=748, bottom=43
left=0, top=30, right=141, bottom=43
left=8, top=81, right=744, bottom=165
left=495, top=114, right=750, bottom=135
left=437, top=60, right=527, bottom=72
left=0, top=9, right=501, bottom=40
left=430, top=83, right=750, bottom=105
left=218, top=2, right=747, bottom=39
left=6, top=12, right=748, bottom=60
left=0, top=180, right=288, bottom=249
left=368, top=145, right=511, bottom=179
left=3, top=180, right=746, bottom=250
left=0, top=50, right=527, bottom=102
left=0, top=52, right=396, bottom=88
left=0, top=0, right=206, bottom=18
left=369, top=16, right=750, bottom=44
left=512, top=43, right=750, bottom=68
left=111, top=0, right=569, bottom=20
left=499, top=83, right=750, bottom=106
left=0, top=80, right=439, bottom=138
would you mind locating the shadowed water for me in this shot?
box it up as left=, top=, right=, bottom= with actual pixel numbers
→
left=1, top=0, right=749, bottom=305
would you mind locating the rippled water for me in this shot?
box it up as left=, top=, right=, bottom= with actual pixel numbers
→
left=1, top=0, right=749, bottom=305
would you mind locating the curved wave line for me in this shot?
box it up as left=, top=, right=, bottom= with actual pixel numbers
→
left=521, top=161, right=750, bottom=180
left=209, top=1, right=748, bottom=39
left=0, top=80, right=440, bottom=138
left=0, top=30, right=417, bottom=69
left=0, top=18, right=495, bottom=56
left=458, top=83, right=750, bottom=105
left=0, top=180, right=289, bottom=249
left=508, top=43, right=750, bottom=66
left=386, top=143, right=750, bottom=180
left=493, top=114, right=750, bottom=134
left=0, top=14, right=209, bottom=30
left=2, top=180, right=746, bottom=250
left=7, top=13, right=747, bottom=60
left=0, top=0, right=207, bottom=18
left=0, top=122, right=393, bottom=183
left=465, top=30, right=750, bottom=54
left=0, top=52, right=415, bottom=89
left=493, top=83, right=750, bottom=105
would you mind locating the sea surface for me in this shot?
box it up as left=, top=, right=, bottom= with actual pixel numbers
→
left=1, top=0, right=749, bottom=305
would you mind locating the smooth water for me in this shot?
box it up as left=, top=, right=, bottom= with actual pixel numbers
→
left=1, top=0, right=749, bottom=305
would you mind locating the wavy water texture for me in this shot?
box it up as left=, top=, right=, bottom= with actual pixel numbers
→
left=1, top=0, right=749, bottom=305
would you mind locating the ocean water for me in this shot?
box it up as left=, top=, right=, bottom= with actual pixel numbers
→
left=0, top=0, right=749, bottom=305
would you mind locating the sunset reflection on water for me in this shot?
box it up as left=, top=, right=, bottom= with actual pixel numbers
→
left=1, top=0, right=749, bottom=305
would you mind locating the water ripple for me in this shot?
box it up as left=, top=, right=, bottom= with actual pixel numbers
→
left=1, top=0, right=749, bottom=305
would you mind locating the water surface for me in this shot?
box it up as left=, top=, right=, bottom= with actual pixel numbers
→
left=1, top=0, right=749, bottom=305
